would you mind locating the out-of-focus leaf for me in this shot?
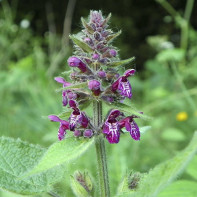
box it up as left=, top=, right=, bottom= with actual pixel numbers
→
left=81, top=17, right=94, bottom=34
left=106, top=30, right=122, bottom=42
left=161, top=128, right=186, bottom=141
left=69, top=35, right=93, bottom=53
left=25, top=135, right=94, bottom=176
left=156, top=48, right=185, bottom=62
left=186, top=156, right=197, bottom=180
left=117, top=132, right=197, bottom=197
left=107, top=56, right=135, bottom=68
left=158, top=180, right=197, bottom=197
left=0, top=137, right=63, bottom=195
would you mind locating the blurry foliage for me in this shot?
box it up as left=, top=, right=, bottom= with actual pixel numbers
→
left=0, top=0, right=197, bottom=196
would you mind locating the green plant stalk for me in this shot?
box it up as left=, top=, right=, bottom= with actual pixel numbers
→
left=93, top=62, right=110, bottom=197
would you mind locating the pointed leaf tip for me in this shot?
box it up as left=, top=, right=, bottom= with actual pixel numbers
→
left=69, top=35, right=93, bottom=53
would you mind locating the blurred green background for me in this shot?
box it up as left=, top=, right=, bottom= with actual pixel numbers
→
left=0, top=0, right=197, bottom=196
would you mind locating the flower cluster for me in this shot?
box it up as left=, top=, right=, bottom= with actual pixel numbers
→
left=49, top=10, right=142, bottom=143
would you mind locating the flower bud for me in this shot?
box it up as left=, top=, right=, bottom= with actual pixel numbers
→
left=68, top=57, right=87, bottom=72
left=84, top=37, right=93, bottom=46
left=88, top=80, right=101, bottom=96
left=74, top=130, right=81, bottom=137
left=97, top=71, right=106, bottom=78
left=109, top=49, right=117, bottom=57
left=84, top=129, right=93, bottom=138
left=67, top=91, right=77, bottom=100
left=92, top=53, right=100, bottom=60
left=94, top=32, right=102, bottom=41
left=88, top=80, right=100, bottom=90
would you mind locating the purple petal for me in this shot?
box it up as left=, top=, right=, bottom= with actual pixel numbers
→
left=111, top=78, right=121, bottom=91
left=69, top=111, right=81, bottom=131
left=48, top=115, right=61, bottom=122
left=54, top=77, right=71, bottom=87
left=81, top=112, right=89, bottom=128
left=62, top=91, right=68, bottom=106
left=106, top=129, right=120, bottom=144
left=124, top=69, right=136, bottom=78
left=108, top=110, right=121, bottom=120
left=58, top=126, right=66, bottom=140
left=118, top=80, right=132, bottom=98
left=130, top=120, right=140, bottom=140
left=69, top=100, right=77, bottom=109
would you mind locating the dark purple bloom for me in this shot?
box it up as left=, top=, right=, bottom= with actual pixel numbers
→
left=88, top=80, right=101, bottom=96
left=84, top=129, right=93, bottom=138
left=48, top=115, right=69, bottom=140
left=111, top=69, right=135, bottom=99
left=109, top=49, right=117, bottom=57
left=69, top=100, right=89, bottom=131
left=119, top=115, right=140, bottom=141
left=68, top=57, right=87, bottom=72
left=103, top=110, right=121, bottom=143
left=54, top=77, right=71, bottom=106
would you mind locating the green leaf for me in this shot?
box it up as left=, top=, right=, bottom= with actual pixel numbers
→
left=106, top=30, right=122, bottom=42
left=0, top=137, right=63, bottom=195
left=25, top=135, right=94, bottom=176
left=103, top=102, right=151, bottom=120
left=116, top=132, right=197, bottom=197
left=81, top=17, right=94, bottom=34
left=158, top=180, right=197, bottom=197
left=186, top=156, right=197, bottom=180
left=117, top=174, right=130, bottom=195
left=71, top=176, right=90, bottom=197
left=69, top=35, right=93, bottom=53
left=102, top=13, right=111, bottom=27
left=107, top=56, right=135, bottom=68
left=56, top=82, right=87, bottom=92
left=70, top=171, right=94, bottom=197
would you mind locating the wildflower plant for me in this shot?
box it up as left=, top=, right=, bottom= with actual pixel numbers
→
left=0, top=9, right=197, bottom=197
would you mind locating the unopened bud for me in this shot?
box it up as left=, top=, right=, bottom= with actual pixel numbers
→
left=68, top=57, right=87, bottom=72
left=109, top=49, right=117, bottom=57
left=84, top=129, right=93, bottom=138
left=97, top=71, right=106, bottom=78
left=74, top=130, right=81, bottom=137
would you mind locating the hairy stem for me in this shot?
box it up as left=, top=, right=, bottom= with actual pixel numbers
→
left=93, top=99, right=110, bottom=196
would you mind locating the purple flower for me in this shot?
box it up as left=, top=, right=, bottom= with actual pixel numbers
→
left=69, top=100, right=89, bottom=131
left=68, top=57, right=87, bottom=72
left=48, top=115, right=69, bottom=140
left=103, top=110, right=121, bottom=143
left=54, top=77, right=71, bottom=106
left=88, top=80, right=101, bottom=96
left=111, top=69, right=135, bottom=98
left=119, top=115, right=140, bottom=141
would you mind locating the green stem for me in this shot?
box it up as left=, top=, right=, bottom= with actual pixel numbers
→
left=93, top=100, right=110, bottom=197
